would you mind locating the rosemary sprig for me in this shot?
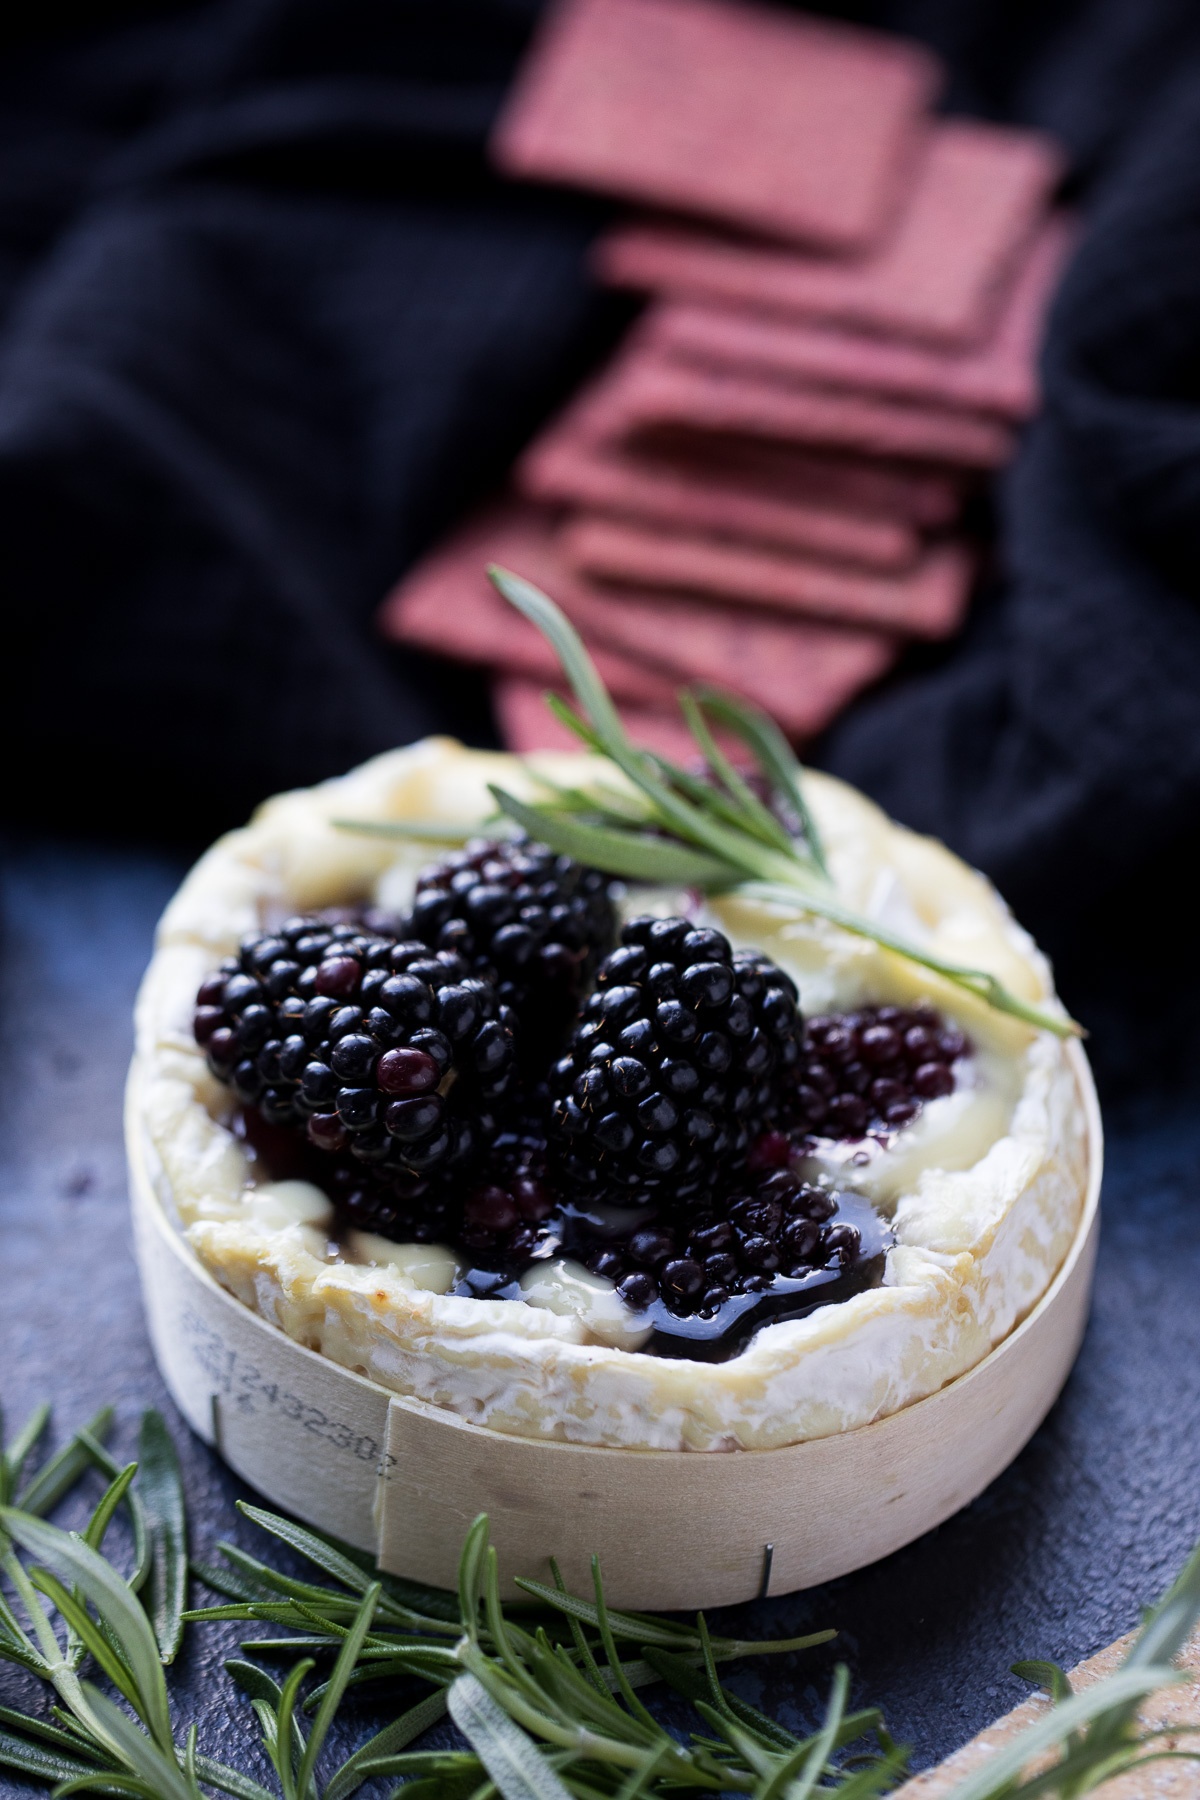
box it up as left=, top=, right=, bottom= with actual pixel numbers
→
left=4, top=1400, right=1200, bottom=1800
left=0, top=1404, right=863, bottom=1800
left=328, top=818, right=487, bottom=845
left=475, top=566, right=1079, bottom=1040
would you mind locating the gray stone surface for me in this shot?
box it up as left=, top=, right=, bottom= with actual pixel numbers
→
left=2, top=834, right=1199, bottom=1792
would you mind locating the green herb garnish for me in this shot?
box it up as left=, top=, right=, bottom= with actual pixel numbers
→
left=465, top=565, right=1081, bottom=1041
left=4, top=1400, right=1196, bottom=1799
left=0, top=1403, right=862, bottom=1799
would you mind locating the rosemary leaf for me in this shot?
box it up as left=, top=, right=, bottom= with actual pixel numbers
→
left=294, top=1584, right=380, bottom=1800
left=271, top=1656, right=314, bottom=1800
left=74, top=1684, right=197, bottom=1800
left=331, top=817, right=486, bottom=844
left=757, top=1663, right=849, bottom=1800
left=1, top=1405, right=51, bottom=1505
left=212, top=1540, right=368, bottom=1610
left=522, top=763, right=651, bottom=827
left=0, top=1704, right=106, bottom=1758
left=512, top=1580, right=831, bottom=1663
left=190, top=1557, right=274, bottom=1605
left=323, top=1688, right=449, bottom=1800
left=690, top=685, right=828, bottom=875
left=15, top=1406, right=115, bottom=1516
left=678, top=689, right=797, bottom=859
left=447, top=1671, right=575, bottom=1800
left=0, top=1723, right=117, bottom=1791
left=235, top=1504, right=377, bottom=1598
left=489, top=786, right=734, bottom=886
left=1012, top=1659, right=1073, bottom=1703
left=588, top=1558, right=660, bottom=1737
left=644, top=749, right=778, bottom=844
left=136, top=1410, right=188, bottom=1663
left=82, top=1466, right=138, bottom=1561
left=740, top=881, right=1079, bottom=1039
left=488, top=568, right=798, bottom=886
left=942, top=1667, right=1184, bottom=1800
left=75, top=1431, right=151, bottom=1595
left=224, top=1660, right=285, bottom=1707
left=488, top=568, right=631, bottom=755
left=0, top=1510, right=174, bottom=1754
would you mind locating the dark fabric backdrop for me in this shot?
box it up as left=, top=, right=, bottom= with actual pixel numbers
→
left=3, top=0, right=1200, bottom=1088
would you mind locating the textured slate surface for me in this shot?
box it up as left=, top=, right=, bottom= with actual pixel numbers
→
left=2, top=834, right=1199, bottom=1793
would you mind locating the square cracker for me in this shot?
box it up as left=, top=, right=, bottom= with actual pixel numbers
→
left=596, top=118, right=1065, bottom=346
left=520, top=411, right=964, bottom=528
left=560, top=515, right=973, bottom=638
left=379, top=502, right=676, bottom=708
left=491, top=0, right=939, bottom=251
left=560, top=580, right=899, bottom=739
left=383, top=497, right=898, bottom=740
left=645, top=214, right=1075, bottom=419
left=518, top=433, right=921, bottom=569
left=576, top=349, right=1017, bottom=466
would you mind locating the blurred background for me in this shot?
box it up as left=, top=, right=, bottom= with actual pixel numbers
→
left=3, top=0, right=1200, bottom=1091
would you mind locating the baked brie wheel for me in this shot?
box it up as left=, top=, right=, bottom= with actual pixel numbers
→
left=131, top=738, right=1090, bottom=1453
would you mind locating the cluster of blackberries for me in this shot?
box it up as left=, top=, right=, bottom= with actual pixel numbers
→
left=793, top=1004, right=967, bottom=1140
left=194, top=835, right=965, bottom=1353
left=195, top=919, right=516, bottom=1180
left=583, top=1168, right=853, bottom=1316
left=549, top=915, right=805, bottom=1207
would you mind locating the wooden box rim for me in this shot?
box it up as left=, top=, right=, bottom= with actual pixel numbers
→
left=128, top=1039, right=1102, bottom=1608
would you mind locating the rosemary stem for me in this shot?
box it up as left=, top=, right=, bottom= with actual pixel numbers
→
left=1, top=1543, right=62, bottom=1669
left=739, top=881, right=1079, bottom=1038
left=459, top=1650, right=676, bottom=1774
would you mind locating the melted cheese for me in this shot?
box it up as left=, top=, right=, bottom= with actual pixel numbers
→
left=797, top=1048, right=1019, bottom=1210
left=132, top=737, right=1090, bottom=1451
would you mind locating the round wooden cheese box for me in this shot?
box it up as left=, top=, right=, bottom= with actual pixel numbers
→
left=127, top=1042, right=1100, bottom=1611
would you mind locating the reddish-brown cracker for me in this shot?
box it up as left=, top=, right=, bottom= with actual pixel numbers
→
left=491, top=0, right=940, bottom=250
left=595, top=119, right=1065, bottom=346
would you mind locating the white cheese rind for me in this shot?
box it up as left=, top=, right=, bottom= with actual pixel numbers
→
left=131, top=738, right=1089, bottom=1452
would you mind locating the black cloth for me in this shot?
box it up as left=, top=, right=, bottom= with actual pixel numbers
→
left=822, top=1, right=1200, bottom=1086
left=4, top=1, right=1200, bottom=1085
left=0, top=1, right=620, bottom=832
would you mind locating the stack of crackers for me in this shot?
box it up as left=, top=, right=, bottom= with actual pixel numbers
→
left=380, top=0, right=1071, bottom=759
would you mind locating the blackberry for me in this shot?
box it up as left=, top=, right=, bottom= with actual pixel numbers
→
left=458, top=1111, right=558, bottom=1256
left=326, top=1161, right=459, bottom=1245
left=576, top=1170, right=892, bottom=1361
left=325, top=1108, right=562, bottom=1299
left=194, top=918, right=516, bottom=1181
left=794, top=1004, right=968, bottom=1139
left=549, top=916, right=805, bottom=1207
left=408, top=838, right=616, bottom=1070
left=331, top=1103, right=561, bottom=1279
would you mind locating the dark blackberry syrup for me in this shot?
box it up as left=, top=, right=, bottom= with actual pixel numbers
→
left=631, top=1193, right=890, bottom=1360
left=565, top=1162, right=894, bottom=1359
